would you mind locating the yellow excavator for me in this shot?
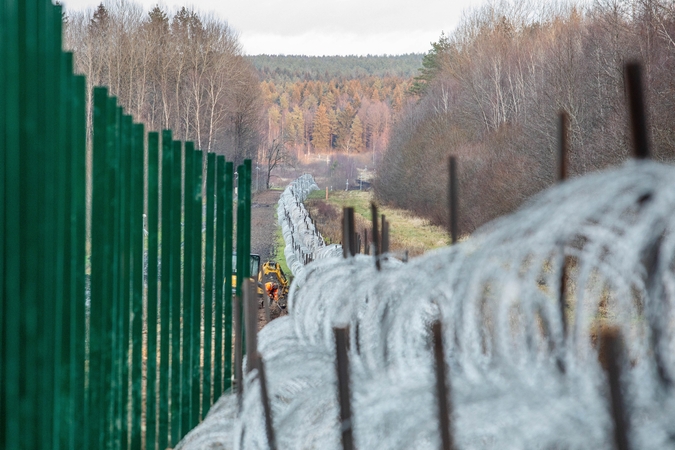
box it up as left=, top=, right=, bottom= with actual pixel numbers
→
left=230, top=253, right=261, bottom=295
left=260, top=261, right=289, bottom=302
left=231, top=255, right=289, bottom=307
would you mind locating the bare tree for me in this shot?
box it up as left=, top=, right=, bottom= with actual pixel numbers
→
left=263, top=137, right=290, bottom=189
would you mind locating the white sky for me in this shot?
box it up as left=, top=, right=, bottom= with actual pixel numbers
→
left=58, top=0, right=488, bottom=56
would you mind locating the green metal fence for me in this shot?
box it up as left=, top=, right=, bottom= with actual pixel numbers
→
left=1, top=1, right=253, bottom=449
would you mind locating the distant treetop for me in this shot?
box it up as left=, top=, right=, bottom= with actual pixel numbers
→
left=248, top=54, right=424, bottom=82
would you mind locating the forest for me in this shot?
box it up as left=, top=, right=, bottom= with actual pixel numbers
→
left=376, top=0, right=675, bottom=234
left=62, top=2, right=419, bottom=174
left=63, top=2, right=264, bottom=167
left=252, top=55, right=417, bottom=161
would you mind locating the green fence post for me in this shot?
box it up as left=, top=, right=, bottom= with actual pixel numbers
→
left=0, top=0, right=6, bottom=436
left=111, top=101, right=123, bottom=450
left=203, top=152, right=216, bottom=417
left=71, top=74, right=87, bottom=450
left=170, top=140, right=183, bottom=445
left=236, top=161, right=252, bottom=357
left=38, top=2, right=57, bottom=447
left=120, top=113, right=133, bottom=450
left=181, top=142, right=195, bottom=437
left=235, top=164, right=245, bottom=361
left=244, top=160, right=252, bottom=290
left=18, top=1, right=40, bottom=448
left=2, top=0, right=21, bottom=447
left=190, top=150, right=203, bottom=428
left=90, top=87, right=109, bottom=448
left=146, top=131, right=160, bottom=450
left=131, top=122, right=145, bottom=450
left=223, top=162, right=234, bottom=392
left=159, top=129, right=173, bottom=450
left=54, top=46, right=74, bottom=448
left=213, top=156, right=226, bottom=400
left=40, top=5, right=59, bottom=446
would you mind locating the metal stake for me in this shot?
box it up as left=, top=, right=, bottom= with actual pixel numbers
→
left=625, top=62, right=650, bottom=159
left=334, top=327, right=354, bottom=450
left=432, top=321, right=455, bottom=450
left=448, top=157, right=458, bottom=244
left=599, top=328, right=632, bottom=450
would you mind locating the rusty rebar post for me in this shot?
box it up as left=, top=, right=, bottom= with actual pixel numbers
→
left=263, top=286, right=271, bottom=324
left=559, top=255, right=569, bottom=343
left=558, top=111, right=569, bottom=182
left=371, top=203, right=380, bottom=270
left=557, top=113, right=569, bottom=354
left=255, top=352, right=277, bottom=450
left=233, top=292, right=243, bottom=405
left=244, top=279, right=258, bottom=375
left=334, top=327, right=354, bottom=450
left=448, top=157, right=458, bottom=245
left=381, top=215, right=389, bottom=255
left=599, top=328, right=632, bottom=450
left=342, top=207, right=351, bottom=259
left=349, top=208, right=357, bottom=257
left=432, top=321, right=455, bottom=450
left=625, top=62, right=650, bottom=159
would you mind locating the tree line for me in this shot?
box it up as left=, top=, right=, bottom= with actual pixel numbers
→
left=376, top=0, right=675, bottom=233
left=63, top=1, right=264, bottom=166
left=248, top=54, right=423, bottom=81
left=260, top=76, right=410, bottom=157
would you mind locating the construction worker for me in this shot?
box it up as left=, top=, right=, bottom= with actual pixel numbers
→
left=265, top=281, right=279, bottom=301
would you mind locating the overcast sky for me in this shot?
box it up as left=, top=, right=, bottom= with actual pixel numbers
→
left=59, top=0, right=487, bottom=56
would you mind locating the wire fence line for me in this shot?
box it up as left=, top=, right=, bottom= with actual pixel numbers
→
left=1, top=1, right=254, bottom=449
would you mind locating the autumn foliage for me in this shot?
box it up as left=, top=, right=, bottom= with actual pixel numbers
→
left=256, top=67, right=413, bottom=158
left=377, top=0, right=675, bottom=234
left=63, top=1, right=264, bottom=166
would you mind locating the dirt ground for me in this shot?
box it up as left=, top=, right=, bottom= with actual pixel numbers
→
left=250, top=189, right=281, bottom=261
left=249, top=189, right=287, bottom=329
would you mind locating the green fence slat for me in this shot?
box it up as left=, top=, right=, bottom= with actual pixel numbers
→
left=146, top=131, right=160, bottom=450
left=236, top=162, right=252, bottom=356
left=190, top=150, right=203, bottom=428
left=159, top=129, right=172, bottom=450
left=170, top=140, right=182, bottom=445
left=235, top=163, right=244, bottom=364
left=3, top=0, right=21, bottom=447
left=36, top=1, right=56, bottom=447
left=119, top=113, right=133, bottom=450
left=103, top=98, right=120, bottom=449
left=131, top=122, right=144, bottom=450
left=71, top=74, right=87, bottom=450
left=49, top=8, right=68, bottom=450
left=223, top=162, right=234, bottom=393
left=213, top=156, right=226, bottom=400
left=40, top=4, right=58, bottom=446
left=90, top=86, right=108, bottom=449
left=57, top=50, right=73, bottom=450
left=18, top=3, right=40, bottom=446
left=236, top=164, right=245, bottom=300
left=22, top=2, right=41, bottom=446
left=202, top=152, right=216, bottom=417
left=0, top=0, right=6, bottom=438
left=181, top=142, right=195, bottom=436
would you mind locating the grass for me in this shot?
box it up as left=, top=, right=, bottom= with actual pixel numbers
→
left=273, top=210, right=293, bottom=281
left=307, top=190, right=451, bottom=257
